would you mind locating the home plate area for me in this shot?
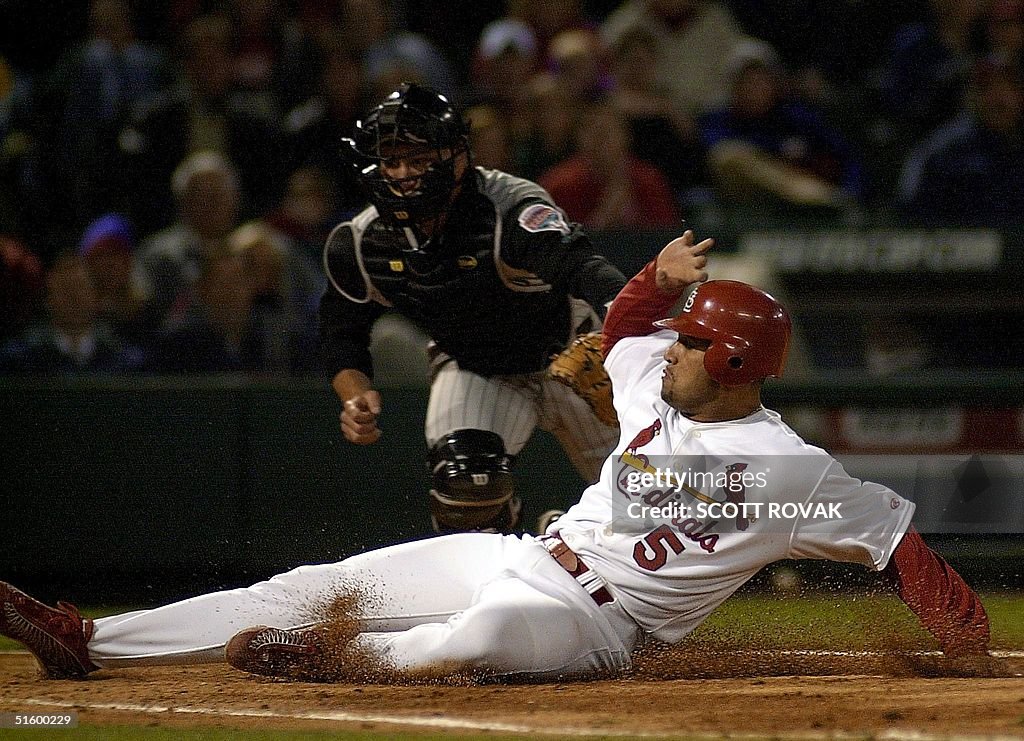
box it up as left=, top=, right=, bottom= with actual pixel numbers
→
left=2, top=649, right=1023, bottom=738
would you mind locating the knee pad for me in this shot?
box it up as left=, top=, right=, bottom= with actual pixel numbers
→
left=427, top=429, right=519, bottom=533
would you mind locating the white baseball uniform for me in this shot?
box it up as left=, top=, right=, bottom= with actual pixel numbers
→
left=556, top=329, right=915, bottom=645
left=86, top=324, right=915, bottom=681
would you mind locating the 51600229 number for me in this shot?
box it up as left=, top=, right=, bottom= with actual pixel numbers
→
left=0, top=712, right=79, bottom=727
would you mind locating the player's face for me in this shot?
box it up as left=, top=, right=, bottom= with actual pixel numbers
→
left=380, top=143, right=444, bottom=194
left=379, top=141, right=469, bottom=200
left=660, top=334, right=718, bottom=416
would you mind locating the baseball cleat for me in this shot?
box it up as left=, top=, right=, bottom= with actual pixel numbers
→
left=225, top=625, right=329, bottom=680
left=0, top=581, right=97, bottom=679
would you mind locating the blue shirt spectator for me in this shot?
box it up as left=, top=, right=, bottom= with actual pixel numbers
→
left=900, top=59, right=1024, bottom=227
left=699, top=41, right=864, bottom=207
left=0, top=252, right=145, bottom=375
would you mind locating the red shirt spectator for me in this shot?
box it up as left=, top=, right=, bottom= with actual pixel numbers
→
left=539, top=101, right=680, bottom=228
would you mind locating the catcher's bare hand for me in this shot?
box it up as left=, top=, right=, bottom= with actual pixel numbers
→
left=341, top=390, right=382, bottom=444
left=655, top=229, right=714, bottom=293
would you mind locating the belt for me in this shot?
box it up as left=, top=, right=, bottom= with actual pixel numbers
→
left=538, top=534, right=614, bottom=606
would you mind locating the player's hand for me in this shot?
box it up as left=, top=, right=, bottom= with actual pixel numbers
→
left=340, top=390, right=382, bottom=444
left=655, top=229, right=714, bottom=293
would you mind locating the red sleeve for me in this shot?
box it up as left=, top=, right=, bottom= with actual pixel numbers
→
left=883, top=526, right=990, bottom=656
left=601, top=259, right=683, bottom=356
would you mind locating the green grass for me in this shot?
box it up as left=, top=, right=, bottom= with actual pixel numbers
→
left=2, top=593, right=1022, bottom=654
left=975, top=593, right=1024, bottom=646
left=692, top=591, right=1024, bottom=650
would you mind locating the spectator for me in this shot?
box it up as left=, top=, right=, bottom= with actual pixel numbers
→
left=133, top=151, right=242, bottom=323
left=900, top=57, right=1024, bottom=228
left=0, top=235, right=44, bottom=345
left=265, top=165, right=343, bottom=269
left=607, top=26, right=708, bottom=198
left=516, top=72, right=583, bottom=179
left=0, top=252, right=143, bottom=375
left=1, top=56, right=48, bottom=252
left=339, top=0, right=458, bottom=100
left=283, top=35, right=368, bottom=217
left=727, top=0, right=918, bottom=86
left=602, top=0, right=748, bottom=116
left=228, top=221, right=319, bottom=374
left=34, top=0, right=169, bottom=231
left=545, top=29, right=610, bottom=105
left=876, top=0, right=985, bottom=142
left=699, top=41, right=863, bottom=212
left=978, top=0, right=1024, bottom=70
left=78, top=213, right=159, bottom=350
left=539, top=101, right=680, bottom=228
left=224, top=0, right=320, bottom=115
left=150, top=250, right=262, bottom=374
left=118, top=13, right=286, bottom=235
left=469, top=18, right=541, bottom=105
left=464, top=19, right=544, bottom=177
left=514, top=0, right=598, bottom=58
left=466, top=104, right=515, bottom=172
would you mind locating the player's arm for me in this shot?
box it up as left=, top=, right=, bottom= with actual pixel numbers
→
left=319, top=225, right=388, bottom=444
left=601, top=230, right=713, bottom=356
left=500, top=201, right=626, bottom=321
left=791, top=464, right=990, bottom=659
left=884, top=526, right=990, bottom=657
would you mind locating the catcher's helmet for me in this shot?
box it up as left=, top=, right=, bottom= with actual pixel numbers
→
left=346, top=82, right=470, bottom=229
left=654, top=280, right=791, bottom=386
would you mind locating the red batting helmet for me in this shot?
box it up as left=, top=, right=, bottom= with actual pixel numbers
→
left=653, top=280, right=792, bottom=386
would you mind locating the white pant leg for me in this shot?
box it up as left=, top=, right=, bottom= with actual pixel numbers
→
left=425, top=361, right=538, bottom=453
left=352, top=536, right=640, bottom=680
left=89, top=533, right=639, bottom=680
left=89, top=533, right=509, bottom=667
left=536, top=377, right=619, bottom=483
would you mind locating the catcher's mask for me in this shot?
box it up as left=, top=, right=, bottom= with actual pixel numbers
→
left=345, top=82, right=471, bottom=234
left=654, top=280, right=792, bottom=386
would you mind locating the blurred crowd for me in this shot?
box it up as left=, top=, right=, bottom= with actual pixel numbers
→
left=2, top=0, right=1023, bottom=376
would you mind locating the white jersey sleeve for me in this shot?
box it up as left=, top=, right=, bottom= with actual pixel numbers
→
left=788, top=458, right=915, bottom=571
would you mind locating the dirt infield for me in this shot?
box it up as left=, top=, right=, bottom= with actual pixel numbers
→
left=3, top=651, right=1024, bottom=738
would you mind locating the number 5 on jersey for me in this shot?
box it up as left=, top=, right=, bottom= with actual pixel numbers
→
left=633, top=525, right=685, bottom=571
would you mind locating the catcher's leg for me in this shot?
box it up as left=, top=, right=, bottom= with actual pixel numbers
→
left=88, top=534, right=506, bottom=668
left=424, top=360, right=538, bottom=532
left=537, top=376, right=620, bottom=483
left=428, top=429, right=519, bottom=532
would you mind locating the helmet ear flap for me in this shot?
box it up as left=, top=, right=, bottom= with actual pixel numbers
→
left=704, top=339, right=751, bottom=385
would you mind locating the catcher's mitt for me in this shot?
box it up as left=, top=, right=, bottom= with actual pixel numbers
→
left=547, top=332, right=618, bottom=427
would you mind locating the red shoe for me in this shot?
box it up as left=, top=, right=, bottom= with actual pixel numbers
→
left=226, top=625, right=331, bottom=681
left=0, top=581, right=97, bottom=679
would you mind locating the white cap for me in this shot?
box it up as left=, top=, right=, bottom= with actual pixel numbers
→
left=478, top=19, right=538, bottom=61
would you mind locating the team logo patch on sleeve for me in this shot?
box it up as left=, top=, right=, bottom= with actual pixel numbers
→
left=518, top=204, right=571, bottom=235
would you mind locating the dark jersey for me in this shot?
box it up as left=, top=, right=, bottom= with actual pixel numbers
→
left=320, top=168, right=626, bottom=378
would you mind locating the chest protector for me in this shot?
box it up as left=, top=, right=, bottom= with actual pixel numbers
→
left=342, top=173, right=576, bottom=376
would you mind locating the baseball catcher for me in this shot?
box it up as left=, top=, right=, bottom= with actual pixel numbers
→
left=320, top=82, right=626, bottom=533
